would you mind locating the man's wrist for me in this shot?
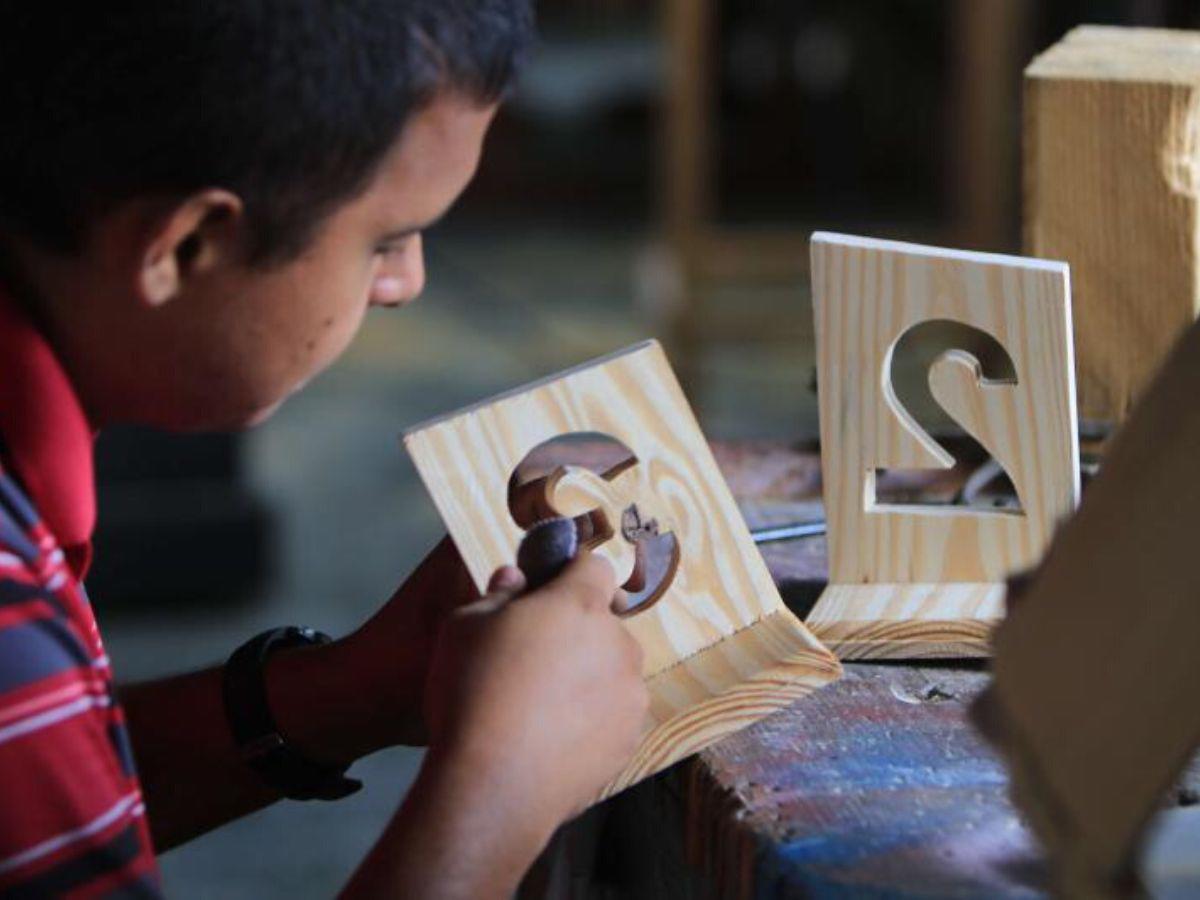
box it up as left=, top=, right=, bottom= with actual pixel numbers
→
left=417, top=744, right=560, bottom=883
left=264, top=636, right=407, bottom=766
left=343, top=742, right=559, bottom=899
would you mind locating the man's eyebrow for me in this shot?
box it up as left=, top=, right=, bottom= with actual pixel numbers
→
left=377, top=212, right=448, bottom=242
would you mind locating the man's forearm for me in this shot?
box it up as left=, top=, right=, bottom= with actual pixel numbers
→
left=342, top=747, right=556, bottom=899
left=121, top=637, right=406, bottom=850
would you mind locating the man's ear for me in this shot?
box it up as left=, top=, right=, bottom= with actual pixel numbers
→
left=137, top=189, right=243, bottom=307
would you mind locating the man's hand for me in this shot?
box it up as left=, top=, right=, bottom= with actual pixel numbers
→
left=344, top=553, right=649, bottom=899
left=427, top=553, right=649, bottom=824
left=333, top=536, right=481, bottom=748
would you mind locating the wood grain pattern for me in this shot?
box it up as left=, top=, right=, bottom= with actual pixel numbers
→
left=606, top=609, right=840, bottom=797
left=809, top=583, right=1005, bottom=660
left=984, top=315, right=1200, bottom=897
left=404, top=341, right=840, bottom=792
left=1025, top=25, right=1200, bottom=425
left=808, top=233, right=1079, bottom=659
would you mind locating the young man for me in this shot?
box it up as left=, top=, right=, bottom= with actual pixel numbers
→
left=0, top=3, right=649, bottom=897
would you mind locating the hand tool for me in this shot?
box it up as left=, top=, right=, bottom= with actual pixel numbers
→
left=517, top=513, right=827, bottom=593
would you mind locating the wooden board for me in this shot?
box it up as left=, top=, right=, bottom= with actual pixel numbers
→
left=982, top=315, right=1200, bottom=897
left=404, top=341, right=840, bottom=795
left=1025, top=25, right=1200, bottom=426
left=807, top=233, right=1080, bottom=660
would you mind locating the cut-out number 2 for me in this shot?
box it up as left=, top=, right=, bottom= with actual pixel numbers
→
left=874, top=319, right=1026, bottom=516
left=811, top=232, right=1078, bottom=587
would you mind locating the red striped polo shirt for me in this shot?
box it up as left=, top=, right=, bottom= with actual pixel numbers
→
left=0, top=290, right=161, bottom=897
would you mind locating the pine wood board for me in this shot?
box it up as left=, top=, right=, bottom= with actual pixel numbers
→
left=1025, top=25, right=1200, bottom=425
left=808, top=233, right=1079, bottom=659
left=404, top=341, right=841, bottom=795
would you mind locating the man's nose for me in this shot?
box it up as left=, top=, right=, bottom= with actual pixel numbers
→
left=370, top=235, right=426, bottom=308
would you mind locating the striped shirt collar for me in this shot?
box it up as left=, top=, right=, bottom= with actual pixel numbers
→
left=0, top=288, right=95, bottom=578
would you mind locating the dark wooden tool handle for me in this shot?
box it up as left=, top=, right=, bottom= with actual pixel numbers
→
left=515, top=517, right=579, bottom=591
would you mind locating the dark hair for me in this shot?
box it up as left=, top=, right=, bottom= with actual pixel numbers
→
left=0, top=1, right=533, bottom=264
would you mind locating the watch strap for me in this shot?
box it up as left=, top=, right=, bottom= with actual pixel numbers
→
left=222, top=626, right=362, bottom=801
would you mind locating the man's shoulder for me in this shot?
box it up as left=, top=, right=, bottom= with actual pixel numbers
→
left=0, top=463, right=99, bottom=719
left=0, top=466, right=161, bottom=898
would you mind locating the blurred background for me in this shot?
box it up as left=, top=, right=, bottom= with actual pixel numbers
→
left=92, top=2, right=1200, bottom=896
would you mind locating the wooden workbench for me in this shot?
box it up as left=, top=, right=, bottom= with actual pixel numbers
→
left=522, top=441, right=1194, bottom=899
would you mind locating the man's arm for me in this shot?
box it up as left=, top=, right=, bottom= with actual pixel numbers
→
left=122, top=536, right=648, bottom=899
left=341, top=744, right=554, bottom=899
left=121, top=636, right=389, bottom=851
left=122, top=537, right=475, bottom=850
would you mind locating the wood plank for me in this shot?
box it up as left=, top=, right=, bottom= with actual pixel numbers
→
left=404, top=341, right=841, bottom=795
left=983, top=315, right=1200, bottom=896
left=807, top=233, right=1079, bottom=659
left=1024, top=25, right=1200, bottom=425
left=600, top=664, right=1047, bottom=899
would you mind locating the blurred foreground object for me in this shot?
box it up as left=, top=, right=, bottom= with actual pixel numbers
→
left=1025, top=25, right=1200, bottom=428
left=976, top=316, right=1200, bottom=898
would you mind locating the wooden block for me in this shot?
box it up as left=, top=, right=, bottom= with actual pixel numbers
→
left=1025, top=25, right=1200, bottom=425
left=404, top=341, right=841, bottom=795
left=981, top=316, right=1200, bottom=897
left=807, top=233, right=1080, bottom=660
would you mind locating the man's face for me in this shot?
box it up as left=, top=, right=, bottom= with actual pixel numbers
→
left=135, top=92, right=498, bottom=430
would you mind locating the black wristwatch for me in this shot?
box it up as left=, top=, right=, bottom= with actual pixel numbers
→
left=222, top=627, right=362, bottom=801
